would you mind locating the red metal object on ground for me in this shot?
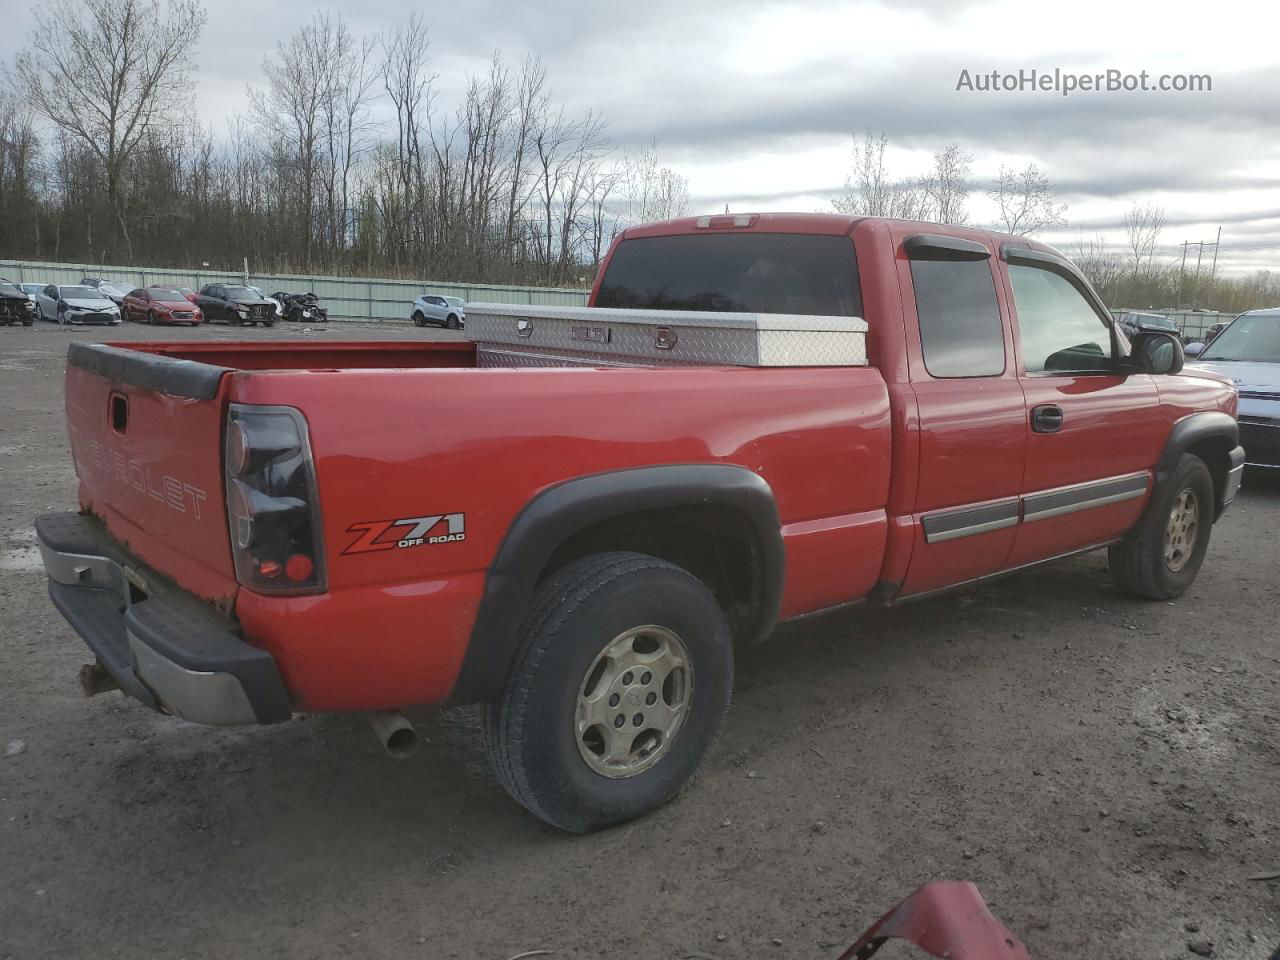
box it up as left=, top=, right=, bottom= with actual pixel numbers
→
left=837, top=882, right=1031, bottom=960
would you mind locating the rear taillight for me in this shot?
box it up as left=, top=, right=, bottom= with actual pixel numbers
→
left=224, top=404, right=326, bottom=594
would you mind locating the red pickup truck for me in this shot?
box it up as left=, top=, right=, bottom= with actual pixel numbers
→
left=36, top=214, right=1243, bottom=833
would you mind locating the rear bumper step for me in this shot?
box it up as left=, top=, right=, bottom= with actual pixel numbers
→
left=35, top=512, right=291, bottom=725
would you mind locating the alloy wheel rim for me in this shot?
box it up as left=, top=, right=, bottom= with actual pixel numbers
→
left=1164, top=488, right=1200, bottom=572
left=574, top=625, right=694, bottom=779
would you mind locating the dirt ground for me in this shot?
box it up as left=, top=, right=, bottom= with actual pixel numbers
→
left=1, top=319, right=1277, bottom=960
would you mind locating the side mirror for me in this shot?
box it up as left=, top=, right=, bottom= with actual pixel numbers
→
left=1128, top=331, right=1184, bottom=375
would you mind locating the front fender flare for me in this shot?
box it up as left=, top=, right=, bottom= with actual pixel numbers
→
left=451, top=464, right=784, bottom=703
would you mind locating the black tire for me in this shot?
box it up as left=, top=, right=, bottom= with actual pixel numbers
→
left=484, top=551, right=733, bottom=833
left=446, top=314, right=460, bottom=330
left=23, top=320, right=34, bottom=326
left=1109, top=454, right=1215, bottom=600
left=412, top=311, right=427, bottom=328
left=264, top=319, right=275, bottom=328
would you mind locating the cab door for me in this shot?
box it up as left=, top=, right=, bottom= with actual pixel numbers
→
left=1000, top=246, right=1164, bottom=567
left=895, top=232, right=1029, bottom=597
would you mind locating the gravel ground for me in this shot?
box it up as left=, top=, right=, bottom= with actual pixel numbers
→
left=1, top=320, right=1277, bottom=960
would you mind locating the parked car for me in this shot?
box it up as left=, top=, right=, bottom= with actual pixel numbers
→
left=411, top=294, right=465, bottom=329
left=1117, top=311, right=1179, bottom=339
left=272, top=291, right=328, bottom=323
left=1184, top=321, right=1231, bottom=357
left=247, top=286, right=285, bottom=320
left=0, top=278, right=39, bottom=326
left=122, top=287, right=204, bottom=326
left=193, top=283, right=277, bottom=326
left=34, top=283, right=121, bottom=324
left=20, top=283, right=45, bottom=300
left=177, top=287, right=200, bottom=303
left=1188, top=308, right=1280, bottom=469
left=79, top=277, right=130, bottom=306
left=34, top=213, right=1243, bottom=834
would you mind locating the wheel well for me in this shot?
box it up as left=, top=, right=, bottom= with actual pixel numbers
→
left=1187, top=436, right=1234, bottom=512
left=538, top=505, right=766, bottom=642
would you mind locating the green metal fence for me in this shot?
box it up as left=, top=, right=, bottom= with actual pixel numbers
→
left=0, top=258, right=590, bottom=322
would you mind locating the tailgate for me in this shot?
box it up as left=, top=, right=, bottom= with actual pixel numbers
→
left=64, top=343, right=238, bottom=607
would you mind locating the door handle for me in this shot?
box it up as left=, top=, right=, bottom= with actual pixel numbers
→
left=1031, top=403, right=1064, bottom=433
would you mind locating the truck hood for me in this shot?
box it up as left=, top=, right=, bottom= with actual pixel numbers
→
left=1186, top=360, right=1280, bottom=397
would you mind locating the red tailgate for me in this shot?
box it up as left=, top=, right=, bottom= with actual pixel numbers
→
left=64, top=344, right=238, bottom=608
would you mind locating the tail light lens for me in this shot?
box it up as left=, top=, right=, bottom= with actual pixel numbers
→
left=224, top=404, right=326, bottom=594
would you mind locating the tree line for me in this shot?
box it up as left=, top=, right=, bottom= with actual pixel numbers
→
left=0, top=0, right=690, bottom=285
left=831, top=130, right=1280, bottom=313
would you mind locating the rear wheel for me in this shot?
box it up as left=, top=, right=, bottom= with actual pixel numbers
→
left=412, top=311, right=427, bottom=327
left=484, top=551, right=733, bottom=833
left=1109, top=454, right=1214, bottom=600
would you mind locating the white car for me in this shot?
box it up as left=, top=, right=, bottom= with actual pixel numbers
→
left=34, top=284, right=122, bottom=325
left=248, top=286, right=285, bottom=320
left=1187, top=308, right=1280, bottom=469
left=411, top=294, right=466, bottom=329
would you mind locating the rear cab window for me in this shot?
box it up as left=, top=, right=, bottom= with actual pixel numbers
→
left=595, top=233, right=862, bottom=317
left=909, top=257, right=1005, bottom=378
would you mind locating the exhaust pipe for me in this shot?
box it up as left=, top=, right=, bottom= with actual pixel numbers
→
left=368, top=711, right=419, bottom=759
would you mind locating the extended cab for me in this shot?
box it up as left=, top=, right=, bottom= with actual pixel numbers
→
left=36, top=214, right=1244, bottom=832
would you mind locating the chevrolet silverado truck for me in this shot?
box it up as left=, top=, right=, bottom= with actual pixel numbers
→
left=35, top=214, right=1244, bottom=833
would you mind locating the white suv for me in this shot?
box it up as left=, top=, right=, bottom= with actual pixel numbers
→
left=411, top=295, right=466, bottom=330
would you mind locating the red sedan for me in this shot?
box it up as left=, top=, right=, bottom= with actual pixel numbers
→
left=123, top=287, right=204, bottom=325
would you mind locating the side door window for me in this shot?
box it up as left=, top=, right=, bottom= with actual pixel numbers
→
left=910, top=257, right=1006, bottom=377
left=1008, top=265, right=1113, bottom=375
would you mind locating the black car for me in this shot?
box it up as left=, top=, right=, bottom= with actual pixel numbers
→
left=194, top=283, right=277, bottom=326
left=0, top=278, right=39, bottom=326
left=271, top=291, right=329, bottom=323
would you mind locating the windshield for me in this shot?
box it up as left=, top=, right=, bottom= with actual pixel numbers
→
left=60, top=286, right=101, bottom=299
left=224, top=286, right=259, bottom=301
left=22, top=284, right=42, bottom=294
left=148, top=289, right=188, bottom=301
left=1202, top=313, right=1280, bottom=362
left=596, top=233, right=862, bottom=316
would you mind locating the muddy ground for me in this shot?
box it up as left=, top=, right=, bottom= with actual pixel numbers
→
left=1, top=319, right=1277, bottom=960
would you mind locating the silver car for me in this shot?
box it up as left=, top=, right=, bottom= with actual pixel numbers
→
left=35, top=284, right=122, bottom=325
left=1187, top=308, right=1280, bottom=469
left=411, top=294, right=466, bottom=329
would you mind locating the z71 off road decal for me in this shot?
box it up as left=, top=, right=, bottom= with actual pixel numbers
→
left=342, top=513, right=466, bottom=554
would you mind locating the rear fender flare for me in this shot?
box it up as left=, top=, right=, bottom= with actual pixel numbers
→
left=452, top=464, right=784, bottom=702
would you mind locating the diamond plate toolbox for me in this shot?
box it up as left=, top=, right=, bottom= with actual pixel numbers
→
left=464, top=302, right=868, bottom=368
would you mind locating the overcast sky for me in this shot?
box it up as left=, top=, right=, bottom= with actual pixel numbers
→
left=5, top=0, right=1278, bottom=273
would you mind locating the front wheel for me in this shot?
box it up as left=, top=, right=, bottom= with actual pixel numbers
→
left=446, top=314, right=460, bottom=330
left=1109, top=454, right=1215, bottom=600
left=484, top=551, right=733, bottom=833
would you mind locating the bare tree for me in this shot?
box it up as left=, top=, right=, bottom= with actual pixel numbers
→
left=18, top=0, right=207, bottom=261
left=920, top=143, right=972, bottom=225
left=1123, top=202, right=1166, bottom=271
left=989, top=162, right=1067, bottom=235
left=620, top=140, right=689, bottom=224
